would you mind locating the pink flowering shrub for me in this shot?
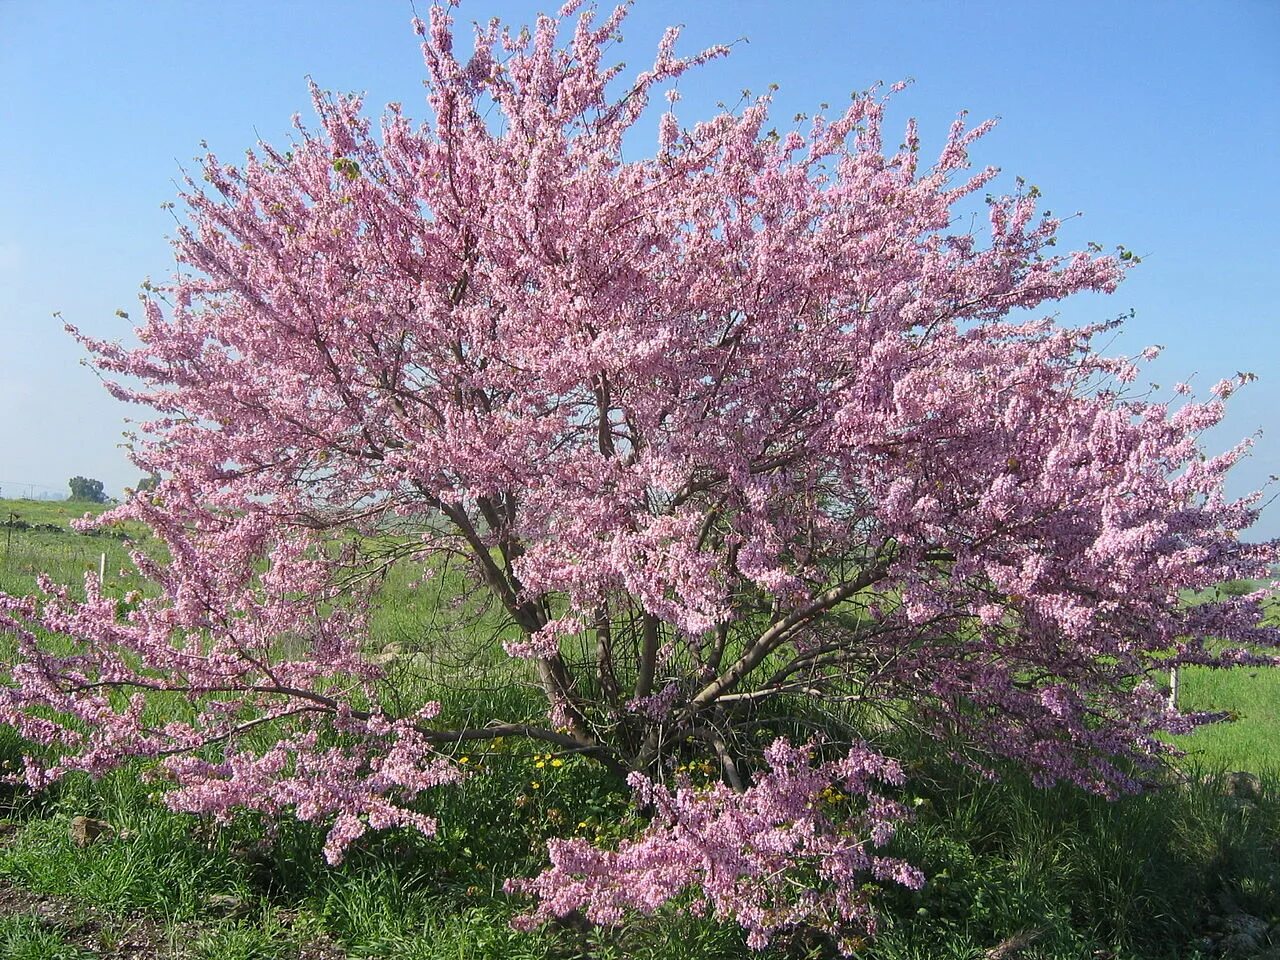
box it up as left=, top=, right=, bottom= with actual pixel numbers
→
left=0, top=1, right=1276, bottom=950
left=507, top=739, right=924, bottom=952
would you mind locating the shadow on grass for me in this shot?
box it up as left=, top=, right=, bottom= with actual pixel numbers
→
left=0, top=720, right=1276, bottom=959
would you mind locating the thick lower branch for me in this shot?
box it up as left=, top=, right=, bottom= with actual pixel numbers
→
left=687, top=560, right=890, bottom=715
left=66, top=677, right=627, bottom=775
left=690, top=724, right=745, bottom=792
left=635, top=613, right=661, bottom=699
left=595, top=604, right=620, bottom=703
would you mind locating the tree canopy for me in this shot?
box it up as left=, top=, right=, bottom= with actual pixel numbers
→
left=66, top=476, right=107, bottom=503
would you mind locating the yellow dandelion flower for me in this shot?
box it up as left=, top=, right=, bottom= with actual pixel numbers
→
left=550, top=758, right=564, bottom=768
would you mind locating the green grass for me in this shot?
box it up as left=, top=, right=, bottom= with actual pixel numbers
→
left=0, top=508, right=1277, bottom=957
left=0, top=497, right=111, bottom=527
left=0, top=729, right=746, bottom=958
left=873, top=760, right=1280, bottom=959
left=1173, top=665, right=1280, bottom=774
left=0, top=915, right=95, bottom=960
left=0, top=497, right=149, bottom=602
left=1167, top=582, right=1280, bottom=774
left=0, top=732, right=1274, bottom=959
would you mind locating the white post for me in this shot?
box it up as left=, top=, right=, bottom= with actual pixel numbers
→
left=99, top=551, right=106, bottom=584
left=1168, top=666, right=1179, bottom=711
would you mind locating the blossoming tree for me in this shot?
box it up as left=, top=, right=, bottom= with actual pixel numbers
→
left=1, top=2, right=1275, bottom=951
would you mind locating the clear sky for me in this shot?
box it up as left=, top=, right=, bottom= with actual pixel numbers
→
left=1, top=1, right=1277, bottom=535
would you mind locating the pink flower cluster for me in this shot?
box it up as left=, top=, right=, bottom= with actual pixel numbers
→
left=162, top=710, right=462, bottom=864
left=508, top=739, right=923, bottom=953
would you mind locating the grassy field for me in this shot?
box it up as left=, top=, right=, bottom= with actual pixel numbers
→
left=0, top=499, right=147, bottom=601
left=0, top=497, right=1277, bottom=959
left=1173, top=665, right=1280, bottom=775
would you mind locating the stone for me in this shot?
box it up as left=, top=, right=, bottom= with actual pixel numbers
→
left=984, top=929, right=1045, bottom=959
left=204, top=893, right=250, bottom=918
left=68, top=816, right=113, bottom=847
left=1218, top=913, right=1270, bottom=956
left=1225, top=771, right=1263, bottom=802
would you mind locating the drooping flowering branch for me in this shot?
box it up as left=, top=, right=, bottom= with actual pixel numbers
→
left=507, top=739, right=924, bottom=953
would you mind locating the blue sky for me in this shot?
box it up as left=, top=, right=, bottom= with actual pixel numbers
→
left=1, top=1, right=1277, bottom=535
